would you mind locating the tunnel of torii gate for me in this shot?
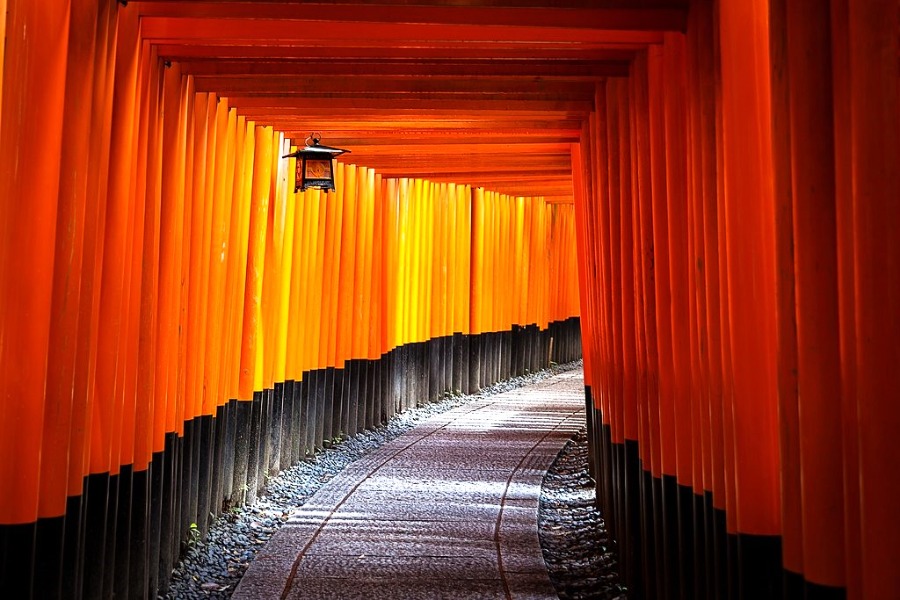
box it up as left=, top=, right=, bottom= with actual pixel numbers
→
left=0, top=0, right=898, bottom=599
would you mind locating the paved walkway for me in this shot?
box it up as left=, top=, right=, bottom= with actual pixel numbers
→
left=234, top=368, right=585, bottom=600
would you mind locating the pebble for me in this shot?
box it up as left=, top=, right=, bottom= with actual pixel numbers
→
left=539, top=430, right=627, bottom=599
left=163, top=360, right=625, bottom=599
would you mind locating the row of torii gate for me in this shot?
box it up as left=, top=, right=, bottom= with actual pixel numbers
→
left=0, top=1, right=897, bottom=599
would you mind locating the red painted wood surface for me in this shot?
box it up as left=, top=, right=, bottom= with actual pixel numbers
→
left=0, top=0, right=69, bottom=524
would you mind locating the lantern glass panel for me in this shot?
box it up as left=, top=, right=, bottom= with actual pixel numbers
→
left=305, top=158, right=332, bottom=180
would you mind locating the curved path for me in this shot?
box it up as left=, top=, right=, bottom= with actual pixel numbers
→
left=235, top=368, right=585, bottom=600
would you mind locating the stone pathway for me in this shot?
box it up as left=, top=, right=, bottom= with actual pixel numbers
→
left=234, top=369, right=586, bottom=599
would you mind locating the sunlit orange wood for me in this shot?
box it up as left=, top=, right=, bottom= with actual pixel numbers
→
left=274, top=136, right=295, bottom=387
left=238, top=125, right=273, bottom=400
left=260, top=131, right=285, bottom=388
left=432, top=184, right=448, bottom=338
left=350, top=168, right=368, bottom=357
left=309, top=189, right=327, bottom=369
left=227, top=117, right=255, bottom=397
left=483, top=190, right=496, bottom=332
left=470, top=187, right=485, bottom=335
left=323, top=164, right=345, bottom=365
left=285, top=153, right=306, bottom=381
left=424, top=183, right=437, bottom=340
left=361, top=170, right=378, bottom=358
left=383, top=178, right=400, bottom=351
left=213, top=107, right=239, bottom=406
left=295, top=184, right=314, bottom=377
left=336, top=165, right=358, bottom=366
left=201, top=98, right=234, bottom=413
left=398, top=178, right=412, bottom=344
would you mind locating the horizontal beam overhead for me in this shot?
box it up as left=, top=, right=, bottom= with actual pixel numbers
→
left=124, top=0, right=685, bottom=197
left=284, top=133, right=582, bottom=146
left=140, top=18, right=666, bottom=46
left=155, top=44, right=645, bottom=61
left=178, top=59, right=630, bottom=78
left=136, top=3, right=687, bottom=33
left=226, top=96, right=595, bottom=113
left=196, top=77, right=600, bottom=98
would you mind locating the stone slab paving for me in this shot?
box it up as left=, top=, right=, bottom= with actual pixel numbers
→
left=234, top=369, right=585, bottom=600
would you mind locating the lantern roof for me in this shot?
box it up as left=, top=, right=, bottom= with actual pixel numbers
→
left=283, top=134, right=350, bottom=159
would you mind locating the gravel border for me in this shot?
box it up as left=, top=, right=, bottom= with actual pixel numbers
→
left=539, top=430, right=626, bottom=599
left=163, top=361, right=584, bottom=599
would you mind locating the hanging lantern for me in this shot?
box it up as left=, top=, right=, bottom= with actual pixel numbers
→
left=283, top=133, right=350, bottom=193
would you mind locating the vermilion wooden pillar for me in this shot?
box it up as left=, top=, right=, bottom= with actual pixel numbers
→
left=40, top=0, right=99, bottom=528
left=126, top=36, right=154, bottom=472
left=603, top=79, right=624, bottom=556
left=764, top=1, right=805, bottom=594
left=133, top=43, right=163, bottom=600
left=829, top=0, right=861, bottom=597
left=0, top=0, right=70, bottom=530
left=718, top=0, right=783, bottom=597
left=589, top=88, right=616, bottom=528
left=183, top=89, right=208, bottom=440
left=0, top=0, right=70, bottom=596
left=648, top=41, right=679, bottom=600
left=574, top=130, right=597, bottom=480
left=368, top=173, right=384, bottom=377
left=633, top=53, right=659, bottom=474
left=92, top=2, right=138, bottom=480
left=238, top=125, right=272, bottom=401
left=71, top=5, right=118, bottom=596
left=618, top=72, right=644, bottom=597
left=112, top=13, right=148, bottom=596
left=0, top=0, right=6, bottom=120
left=155, top=61, right=186, bottom=449
left=591, top=88, right=613, bottom=442
left=784, top=0, right=846, bottom=595
left=336, top=163, right=358, bottom=371
left=846, top=1, right=900, bottom=598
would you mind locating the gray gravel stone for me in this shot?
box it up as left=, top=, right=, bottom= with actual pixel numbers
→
left=539, top=429, right=626, bottom=599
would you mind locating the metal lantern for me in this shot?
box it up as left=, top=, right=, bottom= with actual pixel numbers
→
left=283, top=133, right=350, bottom=193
